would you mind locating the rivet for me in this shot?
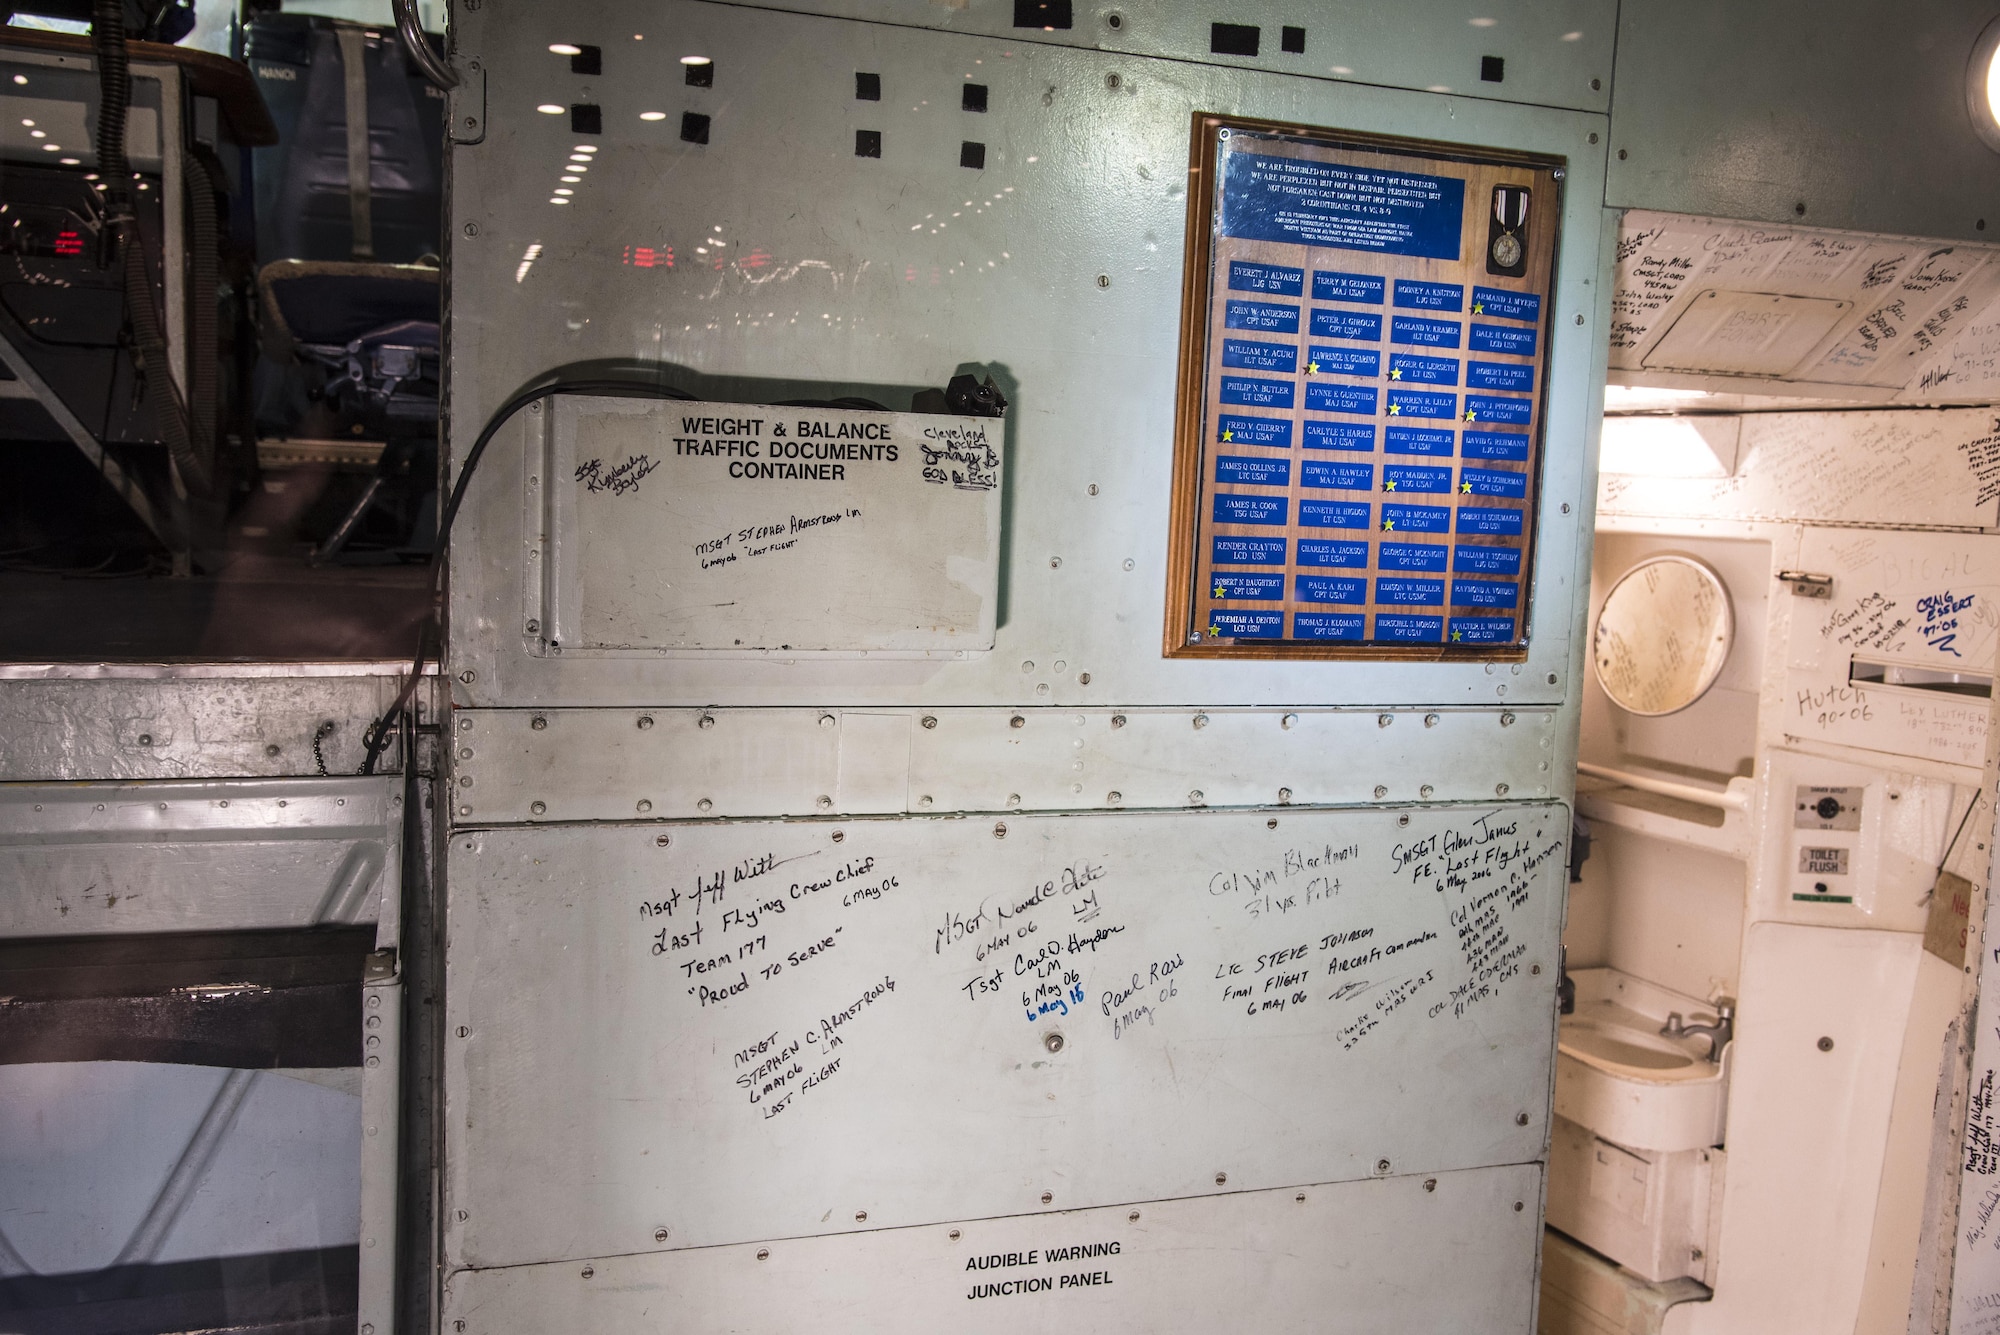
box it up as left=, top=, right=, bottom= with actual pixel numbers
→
left=459, top=775, right=473, bottom=787
left=832, top=830, right=845, bottom=843
left=698, top=798, right=714, bottom=811
left=1044, top=1032, right=1064, bottom=1053
left=1110, top=714, right=1126, bottom=728
left=460, top=806, right=471, bottom=816
left=1214, top=1172, right=1227, bottom=1185
left=460, top=718, right=473, bottom=731
left=1560, top=502, right=1571, bottom=514
left=1277, top=787, right=1291, bottom=804
left=1189, top=789, right=1204, bottom=804
left=698, top=714, right=715, bottom=729
left=756, top=1247, right=769, bottom=1259
left=526, top=619, right=540, bottom=635
left=855, top=1211, right=868, bottom=1222
left=1123, top=558, right=1134, bottom=570
left=1373, top=785, right=1388, bottom=799
left=1377, top=713, right=1392, bottom=728
left=463, top=221, right=480, bottom=237
left=1574, top=313, right=1585, bottom=325
left=1006, top=793, right=1022, bottom=807
left=581, top=1265, right=594, bottom=1278
left=994, top=823, right=1007, bottom=838
left=637, top=715, right=654, bottom=730
left=1282, top=713, right=1298, bottom=729
left=819, top=714, right=837, bottom=730
left=636, top=799, right=653, bottom=813
left=950, top=1229, right=962, bottom=1240
left=531, top=800, right=546, bottom=815
left=1500, top=712, right=1515, bottom=727
left=531, top=715, right=547, bottom=730
left=1022, top=660, right=1035, bottom=673
left=1087, top=484, right=1099, bottom=495
left=457, top=1209, right=469, bottom=1221
left=1398, top=814, right=1410, bottom=826
left=1079, top=672, right=1092, bottom=684
left=1377, top=1159, right=1391, bottom=1174
left=1818, top=1036, right=1834, bottom=1051
left=266, top=743, right=282, bottom=757
left=817, top=795, right=834, bottom=810
left=1128, top=1210, right=1140, bottom=1222
left=1010, top=715, right=1025, bottom=729
left=1267, top=817, right=1278, bottom=829
left=1496, top=783, right=1510, bottom=797
left=1096, top=273, right=1110, bottom=288
left=1050, top=557, right=1061, bottom=568
left=1295, top=1192, right=1306, bottom=1202
left=457, top=1026, right=470, bottom=1038
left=1514, top=1201, right=1525, bottom=1212
left=1193, top=713, right=1208, bottom=729
left=1547, top=672, right=1559, bottom=684
left=656, top=1228, right=671, bottom=1242
left=656, top=834, right=671, bottom=847
left=138, top=732, right=152, bottom=746
left=459, top=669, right=475, bottom=683
left=921, top=715, right=938, bottom=729
left=1041, top=1190, right=1054, bottom=1204
left=1423, top=1179, right=1437, bottom=1193
left=1420, top=784, right=1434, bottom=798
left=1515, top=1112, right=1529, bottom=1126
left=1105, top=72, right=1120, bottom=89
left=920, top=795, right=934, bottom=808
left=1107, top=791, right=1122, bottom=804
left=1531, top=964, right=1542, bottom=975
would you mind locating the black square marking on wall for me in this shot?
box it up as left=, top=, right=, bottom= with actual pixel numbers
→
left=1480, top=55, right=1505, bottom=82
left=1211, top=23, right=1260, bottom=56
left=570, top=103, right=602, bottom=135
left=1281, top=26, right=1305, bottom=53
left=1012, top=0, right=1072, bottom=29
left=855, top=129, right=882, bottom=158
left=569, top=44, right=602, bottom=75
left=962, top=83, right=988, bottom=113
left=681, top=111, right=710, bottom=144
left=960, top=141, right=986, bottom=169
left=856, top=72, right=881, bottom=100
left=685, top=60, right=714, bottom=87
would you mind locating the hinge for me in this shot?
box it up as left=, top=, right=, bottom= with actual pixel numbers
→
left=1777, top=570, right=1833, bottom=599
left=364, top=947, right=399, bottom=982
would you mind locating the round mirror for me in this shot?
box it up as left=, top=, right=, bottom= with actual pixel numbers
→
left=1592, top=556, right=1733, bottom=716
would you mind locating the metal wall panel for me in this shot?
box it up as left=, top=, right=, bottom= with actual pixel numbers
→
left=441, top=1163, right=1544, bottom=1334
left=444, top=805, right=1565, bottom=1268
left=1606, top=0, right=2000, bottom=244
left=444, top=0, right=1607, bottom=712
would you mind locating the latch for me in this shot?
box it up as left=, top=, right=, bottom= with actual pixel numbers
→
left=364, top=948, right=399, bottom=983
left=1777, top=570, right=1833, bottom=598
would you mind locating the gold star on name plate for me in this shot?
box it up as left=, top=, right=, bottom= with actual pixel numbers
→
left=1389, top=366, right=1403, bottom=380
left=1209, top=623, right=1222, bottom=637
left=1464, top=408, right=1478, bottom=422
left=1472, top=302, right=1485, bottom=315
left=1221, top=427, right=1234, bottom=442
left=1306, top=361, right=1320, bottom=374
left=1213, top=583, right=1228, bottom=598
left=1383, top=478, right=1397, bottom=492
left=1387, top=402, right=1401, bottom=416
left=1461, top=479, right=1474, bottom=493
left=1381, top=517, right=1395, bottom=531
left=1452, top=629, right=1464, bottom=641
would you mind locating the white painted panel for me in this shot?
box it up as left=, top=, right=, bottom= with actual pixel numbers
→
left=442, top=1164, right=1545, bottom=1335
left=1662, top=923, right=1921, bottom=1335
left=1780, top=529, right=2000, bottom=770
left=444, top=805, right=1566, bottom=1269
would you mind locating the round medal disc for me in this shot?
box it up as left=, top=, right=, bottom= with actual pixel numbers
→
left=1491, top=231, right=1523, bottom=269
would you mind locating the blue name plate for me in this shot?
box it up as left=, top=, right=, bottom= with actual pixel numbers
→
left=1375, top=614, right=1444, bottom=642
left=1384, top=465, right=1451, bottom=494
left=1394, top=280, right=1464, bottom=312
left=1471, top=286, right=1540, bottom=323
left=1297, top=539, right=1369, bottom=568
left=1453, top=544, right=1522, bottom=575
left=1382, top=504, right=1449, bottom=533
left=1225, top=300, right=1301, bottom=334
left=1461, top=467, right=1528, bottom=499
left=1465, top=394, right=1531, bottom=425
left=1229, top=261, right=1304, bottom=296
left=1313, top=271, right=1386, bottom=304
left=1384, top=425, right=1454, bottom=456
left=1213, top=494, right=1287, bottom=525
left=1452, top=579, right=1519, bottom=608
left=1295, top=575, right=1367, bottom=605
left=1222, top=338, right=1299, bottom=374
left=1304, top=421, right=1376, bottom=451
left=1389, top=354, right=1459, bottom=386
left=1219, top=376, right=1295, bottom=409
left=1219, top=151, right=1466, bottom=261
left=1211, top=572, right=1285, bottom=600
left=1457, top=507, right=1523, bottom=535
left=1310, top=346, right=1381, bottom=377
left=1390, top=316, right=1462, bottom=348
left=1218, top=415, right=1293, bottom=447
left=1376, top=577, right=1445, bottom=606
left=1216, top=455, right=1291, bottom=487
left=1209, top=609, right=1283, bottom=637
left=1300, top=501, right=1372, bottom=529
left=1461, top=429, right=1529, bottom=461
left=1212, top=536, right=1286, bottom=565
left=1466, top=361, right=1534, bottom=392
left=1450, top=616, right=1516, bottom=644
left=1378, top=542, right=1447, bottom=572
left=1310, top=309, right=1383, bottom=342
left=1307, top=383, right=1379, bottom=416
left=1293, top=612, right=1365, bottom=640
left=1469, top=323, right=1538, bottom=356
left=1388, top=389, right=1457, bottom=420
left=1303, top=460, right=1373, bottom=490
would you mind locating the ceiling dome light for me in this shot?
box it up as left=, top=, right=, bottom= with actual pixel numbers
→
left=639, top=111, right=666, bottom=121
left=1970, top=16, right=2000, bottom=153
left=536, top=104, right=564, bottom=115
left=680, top=55, right=711, bottom=66
left=549, top=43, right=582, bottom=55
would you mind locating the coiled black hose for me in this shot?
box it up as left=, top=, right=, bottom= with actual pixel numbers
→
left=91, top=0, right=210, bottom=496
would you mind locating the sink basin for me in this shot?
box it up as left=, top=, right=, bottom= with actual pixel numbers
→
left=1554, top=967, right=1730, bottom=1152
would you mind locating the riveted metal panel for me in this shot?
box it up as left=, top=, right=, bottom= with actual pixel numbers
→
left=441, top=1163, right=1545, bottom=1335
left=0, top=776, right=404, bottom=943
left=444, top=0, right=1607, bottom=712
left=444, top=804, right=1565, bottom=1269
left=446, top=705, right=1559, bottom=824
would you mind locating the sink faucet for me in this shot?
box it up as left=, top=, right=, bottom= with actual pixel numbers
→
left=1660, top=1000, right=1734, bottom=1062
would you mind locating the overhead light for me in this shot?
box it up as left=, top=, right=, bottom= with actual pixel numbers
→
left=680, top=55, right=711, bottom=65
left=554, top=188, right=574, bottom=195
left=549, top=43, right=582, bottom=55
left=19, top=118, right=31, bottom=127
left=573, top=145, right=598, bottom=154
left=550, top=197, right=569, bottom=205
left=536, top=103, right=564, bottom=114
left=561, top=174, right=580, bottom=182
left=58, top=156, right=77, bottom=164
left=1971, top=15, right=2000, bottom=153
left=10, top=75, right=23, bottom=84
left=41, top=143, right=57, bottom=151
left=639, top=110, right=666, bottom=121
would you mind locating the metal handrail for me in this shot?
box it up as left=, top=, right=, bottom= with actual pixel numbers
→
left=1577, top=761, right=1748, bottom=812
left=394, top=0, right=457, bottom=91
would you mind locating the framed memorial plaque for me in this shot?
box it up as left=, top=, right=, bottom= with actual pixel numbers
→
left=1164, top=115, right=1563, bottom=659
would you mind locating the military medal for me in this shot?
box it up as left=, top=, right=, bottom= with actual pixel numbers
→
left=1490, top=187, right=1528, bottom=269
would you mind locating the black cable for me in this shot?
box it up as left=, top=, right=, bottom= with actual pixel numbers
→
left=358, top=379, right=696, bottom=774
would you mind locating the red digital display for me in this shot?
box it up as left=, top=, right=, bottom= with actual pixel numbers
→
left=621, top=244, right=673, bottom=269
left=53, top=230, right=82, bottom=257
